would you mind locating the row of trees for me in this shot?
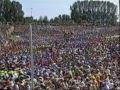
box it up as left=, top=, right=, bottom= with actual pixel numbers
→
left=0, top=0, right=118, bottom=25
left=38, top=15, right=73, bottom=25
left=21, top=15, right=73, bottom=25
left=70, top=1, right=118, bottom=25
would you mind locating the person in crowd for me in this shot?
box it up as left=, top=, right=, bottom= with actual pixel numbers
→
left=0, top=26, right=119, bottom=90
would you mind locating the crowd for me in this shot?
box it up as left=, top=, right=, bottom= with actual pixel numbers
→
left=0, top=25, right=119, bottom=90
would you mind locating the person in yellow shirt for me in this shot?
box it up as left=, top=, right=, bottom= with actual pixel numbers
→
left=95, top=74, right=101, bottom=84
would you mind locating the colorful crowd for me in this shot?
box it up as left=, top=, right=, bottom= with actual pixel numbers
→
left=0, top=25, right=119, bottom=90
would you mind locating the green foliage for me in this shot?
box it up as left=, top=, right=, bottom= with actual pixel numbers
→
left=0, top=16, right=6, bottom=22
left=70, top=1, right=117, bottom=25
left=38, top=16, right=43, bottom=24
left=38, top=16, right=49, bottom=25
left=0, top=0, right=24, bottom=24
left=50, top=14, right=73, bottom=25
left=43, top=16, right=49, bottom=24
left=0, top=0, right=117, bottom=25
left=23, top=16, right=33, bottom=24
left=10, top=1, right=24, bottom=23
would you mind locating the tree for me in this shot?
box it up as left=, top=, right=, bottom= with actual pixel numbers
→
left=2, top=0, right=11, bottom=22
left=0, top=0, right=4, bottom=18
left=49, top=18, right=54, bottom=25
left=0, top=16, right=6, bottom=22
left=38, top=16, right=43, bottom=24
left=24, top=16, right=33, bottom=24
left=0, top=0, right=24, bottom=23
left=50, top=14, right=72, bottom=25
left=10, top=1, right=24, bottom=23
left=43, top=16, right=49, bottom=24
left=70, top=1, right=117, bottom=25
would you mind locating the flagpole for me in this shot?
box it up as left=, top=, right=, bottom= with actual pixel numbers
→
left=29, top=6, right=34, bottom=90
left=30, top=24, right=34, bottom=90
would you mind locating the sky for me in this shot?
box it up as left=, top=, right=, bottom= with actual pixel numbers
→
left=14, top=0, right=119, bottom=20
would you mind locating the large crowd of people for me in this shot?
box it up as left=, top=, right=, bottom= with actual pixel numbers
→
left=0, top=25, right=119, bottom=90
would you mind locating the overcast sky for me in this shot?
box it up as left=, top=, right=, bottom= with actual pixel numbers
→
left=15, top=0, right=119, bottom=19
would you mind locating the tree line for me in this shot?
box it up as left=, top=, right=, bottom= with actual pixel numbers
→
left=0, top=0, right=118, bottom=25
